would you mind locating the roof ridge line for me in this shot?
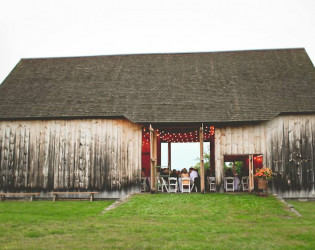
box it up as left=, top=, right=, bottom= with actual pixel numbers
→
left=20, top=47, right=306, bottom=61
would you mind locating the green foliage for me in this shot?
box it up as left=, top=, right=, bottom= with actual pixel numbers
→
left=235, top=161, right=243, bottom=176
left=193, top=145, right=210, bottom=171
left=0, top=196, right=314, bottom=249
left=224, top=161, right=233, bottom=172
left=224, top=161, right=244, bottom=176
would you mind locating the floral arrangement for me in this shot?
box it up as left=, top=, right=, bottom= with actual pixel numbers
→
left=254, top=167, right=273, bottom=179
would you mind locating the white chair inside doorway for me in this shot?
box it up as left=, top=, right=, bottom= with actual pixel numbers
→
left=160, top=177, right=169, bottom=192
left=169, top=177, right=178, bottom=193
left=157, top=177, right=162, bottom=192
left=242, top=176, right=249, bottom=191
left=207, top=177, right=216, bottom=191
left=225, top=177, right=234, bottom=192
left=181, top=177, right=190, bottom=193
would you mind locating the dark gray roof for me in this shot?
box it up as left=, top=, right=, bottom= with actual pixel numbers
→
left=0, top=48, right=314, bottom=123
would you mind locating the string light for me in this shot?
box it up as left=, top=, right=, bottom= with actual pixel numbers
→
left=142, top=125, right=215, bottom=144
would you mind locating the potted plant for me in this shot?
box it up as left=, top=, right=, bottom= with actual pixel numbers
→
left=254, top=168, right=273, bottom=195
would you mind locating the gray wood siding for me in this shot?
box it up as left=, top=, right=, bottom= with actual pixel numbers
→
left=215, top=123, right=266, bottom=188
left=0, top=119, right=142, bottom=192
left=215, top=115, right=315, bottom=197
left=267, top=115, right=315, bottom=197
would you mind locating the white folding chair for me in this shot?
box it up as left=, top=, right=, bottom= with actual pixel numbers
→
left=157, top=177, right=162, bottom=192
left=208, top=177, right=216, bottom=191
left=242, top=176, right=249, bottom=191
left=141, top=177, right=147, bottom=192
left=169, top=177, right=178, bottom=193
left=207, top=177, right=211, bottom=191
left=160, top=177, right=169, bottom=193
left=225, top=177, right=234, bottom=192
left=181, top=177, right=190, bottom=193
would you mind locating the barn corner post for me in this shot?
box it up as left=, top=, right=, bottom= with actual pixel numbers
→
left=214, top=127, right=224, bottom=192
left=200, top=123, right=205, bottom=193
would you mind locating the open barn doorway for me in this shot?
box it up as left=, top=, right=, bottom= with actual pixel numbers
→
left=160, top=142, right=210, bottom=192
left=223, top=154, right=263, bottom=192
left=141, top=124, right=215, bottom=193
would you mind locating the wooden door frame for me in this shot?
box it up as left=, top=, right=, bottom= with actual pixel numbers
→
left=199, top=124, right=205, bottom=193
left=248, top=154, right=254, bottom=191
left=149, top=125, right=157, bottom=192
left=222, top=153, right=263, bottom=192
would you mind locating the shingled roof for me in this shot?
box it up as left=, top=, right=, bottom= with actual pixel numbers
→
left=0, top=48, right=314, bottom=123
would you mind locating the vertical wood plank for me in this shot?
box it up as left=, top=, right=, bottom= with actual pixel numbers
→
left=33, top=122, right=40, bottom=188
left=215, top=128, right=222, bottom=190
left=95, top=120, right=101, bottom=189
left=13, top=124, right=21, bottom=188
left=89, top=120, right=95, bottom=189
left=220, top=127, right=226, bottom=156
left=243, top=126, right=249, bottom=154
left=8, top=123, right=15, bottom=189
left=69, top=121, right=75, bottom=188
left=254, top=125, right=261, bottom=154
left=260, top=124, right=266, bottom=167
left=53, top=122, right=60, bottom=189
left=43, top=122, right=50, bottom=189
left=231, top=127, right=237, bottom=155
left=24, top=126, right=30, bottom=188
left=37, top=122, right=44, bottom=188
left=74, top=121, right=80, bottom=189
left=237, top=126, right=244, bottom=155
left=225, top=127, right=231, bottom=155
left=294, top=116, right=302, bottom=187
left=85, top=120, right=90, bottom=189
left=18, top=125, right=25, bottom=189
left=200, top=125, right=205, bottom=192
left=79, top=122, right=86, bottom=189
left=2, top=125, right=10, bottom=189
left=0, top=123, right=3, bottom=189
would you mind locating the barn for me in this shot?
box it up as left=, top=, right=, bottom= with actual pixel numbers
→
left=0, top=48, right=314, bottom=198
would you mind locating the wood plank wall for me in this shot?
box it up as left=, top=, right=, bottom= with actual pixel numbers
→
left=267, top=115, right=315, bottom=196
left=0, top=119, right=142, bottom=192
left=215, top=114, right=315, bottom=196
left=215, top=123, right=267, bottom=190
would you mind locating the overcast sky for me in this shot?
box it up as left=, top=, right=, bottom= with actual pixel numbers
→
left=1, top=0, right=315, bottom=84
left=1, top=0, right=314, bottom=169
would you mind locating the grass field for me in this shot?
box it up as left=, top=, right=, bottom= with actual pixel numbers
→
left=0, top=194, right=314, bottom=249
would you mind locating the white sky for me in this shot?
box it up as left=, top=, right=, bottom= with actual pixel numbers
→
left=1, top=0, right=315, bottom=167
left=161, top=142, right=210, bottom=170
left=1, top=0, right=315, bottom=84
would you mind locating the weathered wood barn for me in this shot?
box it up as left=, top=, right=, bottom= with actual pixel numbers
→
left=0, top=48, right=314, bottom=198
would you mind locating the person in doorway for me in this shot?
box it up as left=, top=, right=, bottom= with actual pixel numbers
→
left=181, top=168, right=190, bottom=190
left=190, top=168, right=199, bottom=192
left=178, top=168, right=189, bottom=192
left=170, top=169, right=178, bottom=178
left=181, top=168, right=189, bottom=178
left=189, top=168, right=198, bottom=183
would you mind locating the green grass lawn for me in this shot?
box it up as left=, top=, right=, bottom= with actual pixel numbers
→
left=0, top=194, right=314, bottom=249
